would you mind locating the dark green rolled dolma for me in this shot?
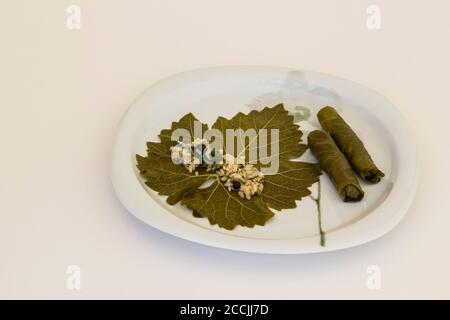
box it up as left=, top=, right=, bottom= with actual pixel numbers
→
left=318, top=106, right=384, bottom=183
left=308, top=130, right=364, bottom=202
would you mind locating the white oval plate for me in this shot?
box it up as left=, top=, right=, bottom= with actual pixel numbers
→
left=111, top=66, right=418, bottom=254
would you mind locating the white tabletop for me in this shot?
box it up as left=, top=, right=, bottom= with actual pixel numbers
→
left=1, top=0, right=449, bottom=299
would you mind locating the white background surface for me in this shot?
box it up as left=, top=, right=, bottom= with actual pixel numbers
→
left=1, top=0, right=449, bottom=299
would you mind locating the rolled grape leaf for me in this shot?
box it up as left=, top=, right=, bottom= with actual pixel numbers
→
left=308, top=130, right=364, bottom=202
left=317, top=106, right=384, bottom=183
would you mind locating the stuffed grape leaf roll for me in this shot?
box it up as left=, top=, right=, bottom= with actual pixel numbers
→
left=317, top=106, right=384, bottom=183
left=308, top=130, right=364, bottom=202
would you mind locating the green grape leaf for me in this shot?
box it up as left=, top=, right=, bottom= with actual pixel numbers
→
left=136, top=113, right=211, bottom=205
left=212, top=104, right=308, bottom=164
left=181, top=177, right=274, bottom=230
left=136, top=104, right=321, bottom=230
left=261, top=161, right=321, bottom=211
